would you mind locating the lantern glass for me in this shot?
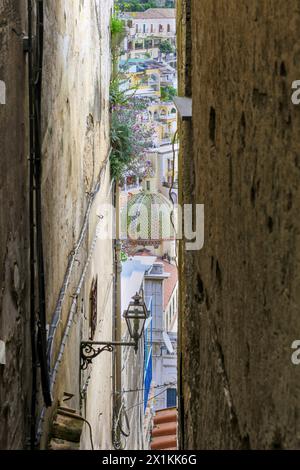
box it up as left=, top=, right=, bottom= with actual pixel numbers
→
left=124, top=293, right=148, bottom=342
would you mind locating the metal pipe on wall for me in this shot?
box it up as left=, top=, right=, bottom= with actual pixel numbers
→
left=34, top=0, right=52, bottom=408
left=27, top=0, right=52, bottom=448
left=113, top=181, right=123, bottom=448
left=27, top=0, right=37, bottom=450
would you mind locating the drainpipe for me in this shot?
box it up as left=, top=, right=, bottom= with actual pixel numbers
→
left=111, top=6, right=123, bottom=445
left=114, top=180, right=122, bottom=446
left=34, top=0, right=52, bottom=409
left=27, top=1, right=52, bottom=447
left=28, top=0, right=37, bottom=450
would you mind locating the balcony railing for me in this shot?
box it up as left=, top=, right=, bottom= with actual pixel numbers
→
left=161, top=137, right=172, bottom=145
left=159, top=114, right=177, bottom=120
left=129, top=31, right=175, bottom=39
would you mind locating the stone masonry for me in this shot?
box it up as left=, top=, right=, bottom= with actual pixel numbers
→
left=178, top=0, right=300, bottom=449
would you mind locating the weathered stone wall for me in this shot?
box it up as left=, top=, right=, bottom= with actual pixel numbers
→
left=178, top=0, right=300, bottom=449
left=39, top=0, right=114, bottom=449
left=0, top=0, right=114, bottom=450
left=0, top=0, right=31, bottom=449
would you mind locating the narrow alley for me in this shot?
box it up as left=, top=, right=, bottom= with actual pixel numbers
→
left=1, top=0, right=300, bottom=459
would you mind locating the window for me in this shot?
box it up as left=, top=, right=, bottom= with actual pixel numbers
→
left=146, top=181, right=151, bottom=191
left=136, top=24, right=139, bottom=34
left=159, top=24, right=163, bottom=33
left=167, top=388, right=177, bottom=408
left=89, top=277, right=98, bottom=340
left=167, top=24, right=171, bottom=33
left=151, top=24, right=154, bottom=33
left=145, top=39, right=153, bottom=49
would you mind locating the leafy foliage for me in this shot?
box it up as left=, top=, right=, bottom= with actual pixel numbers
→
left=116, top=1, right=160, bottom=12
left=110, top=115, right=133, bottom=179
left=161, top=85, right=176, bottom=102
left=111, top=16, right=125, bottom=35
left=110, top=91, right=157, bottom=180
left=159, top=40, right=175, bottom=54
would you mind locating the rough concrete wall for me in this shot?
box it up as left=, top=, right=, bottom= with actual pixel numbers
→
left=179, top=0, right=300, bottom=449
left=39, top=0, right=114, bottom=449
left=0, top=0, right=31, bottom=449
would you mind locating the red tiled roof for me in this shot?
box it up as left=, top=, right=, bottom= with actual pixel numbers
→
left=161, top=260, right=178, bottom=310
left=151, top=408, right=178, bottom=450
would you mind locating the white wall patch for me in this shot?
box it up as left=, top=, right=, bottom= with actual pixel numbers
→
left=0, top=80, right=6, bottom=104
left=0, top=340, right=6, bottom=365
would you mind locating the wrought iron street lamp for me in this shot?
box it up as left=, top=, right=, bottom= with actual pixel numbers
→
left=80, top=292, right=148, bottom=370
left=124, top=292, right=148, bottom=348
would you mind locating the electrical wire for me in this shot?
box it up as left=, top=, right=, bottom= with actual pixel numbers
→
left=126, top=385, right=173, bottom=413
left=36, top=159, right=111, bottom=443
left=112, top=402, right=129, bottom=450
left=116, top=380, right=177, bottom=394
left=57, top=409, right=94, bottom=450
left=82, top=417, right=95, bottom=451
left=169, top=129, right=179, bottom=269
left=47, top=151, right=111, bottom=365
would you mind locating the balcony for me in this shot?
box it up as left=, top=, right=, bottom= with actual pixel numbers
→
left=161, top=137, right=172, bottom=145
left=129, top=31, right=176, bottom=39
left=159, top=113, right=177, bottom=121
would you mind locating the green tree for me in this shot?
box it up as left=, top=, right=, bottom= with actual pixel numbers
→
left=117, top=1, right=167, bottom=12
left=159, top=40, right=175, bottom=55
left=161, top=85, right=176, bottom=102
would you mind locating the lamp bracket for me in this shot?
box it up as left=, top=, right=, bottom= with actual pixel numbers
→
left=80, top=341, right=136, bottom=370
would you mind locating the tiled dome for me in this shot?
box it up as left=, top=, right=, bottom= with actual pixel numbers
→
left=121, top=191, right=175, bottom=243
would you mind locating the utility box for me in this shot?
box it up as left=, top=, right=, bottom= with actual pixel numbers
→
left=0, top=340, right=6, bottom=365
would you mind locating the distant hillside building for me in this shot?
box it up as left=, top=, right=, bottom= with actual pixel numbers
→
left=121, top=9, right=176, bottom=60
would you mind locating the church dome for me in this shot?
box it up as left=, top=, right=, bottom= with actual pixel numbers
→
left=121, top=191, right=175, bottom=244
